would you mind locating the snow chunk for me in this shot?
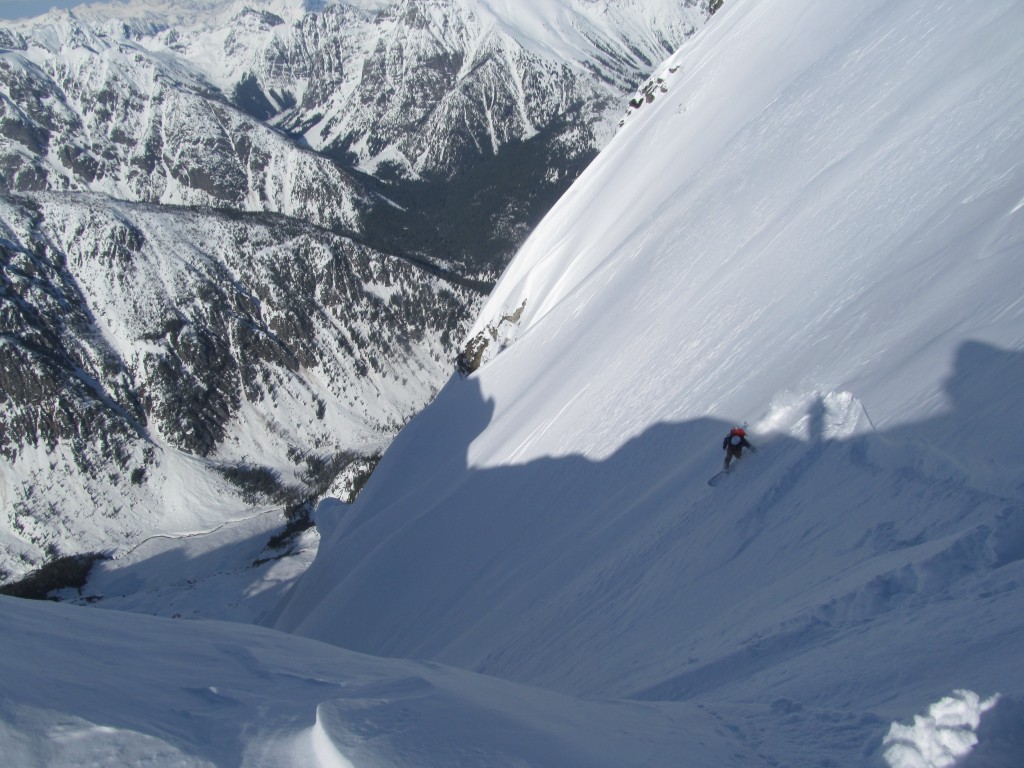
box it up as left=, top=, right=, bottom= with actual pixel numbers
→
left=883, top=690, right=1000, bottom=768
left=755, top=390, right=874, bottom=442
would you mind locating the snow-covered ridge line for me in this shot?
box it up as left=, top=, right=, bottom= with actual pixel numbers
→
left=0, top=593, right=769, bottom=766
left=3, top=0, right=710, bottom=178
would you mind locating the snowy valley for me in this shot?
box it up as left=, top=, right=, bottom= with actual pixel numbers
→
left=2, top=0, right=1024, bottom=766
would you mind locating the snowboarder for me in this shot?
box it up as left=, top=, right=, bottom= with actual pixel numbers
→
left=722, top=426, right=755, bottom=471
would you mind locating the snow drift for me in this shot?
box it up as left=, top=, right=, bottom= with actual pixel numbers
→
left=0, top=594, right=744, bottom=767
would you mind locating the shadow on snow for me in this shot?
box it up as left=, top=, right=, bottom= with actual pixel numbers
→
left=11, top=340, right=1022, bottom=766
left=279, top=339, right=1024, bottom=763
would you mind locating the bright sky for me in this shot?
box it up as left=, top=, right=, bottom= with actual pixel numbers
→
left=0, top=0, right=82, bottom=20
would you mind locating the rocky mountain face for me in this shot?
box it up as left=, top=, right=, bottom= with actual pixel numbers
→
left=0, top=0, right=711, bottom=579
left=0, top=192, right=472, bottom=577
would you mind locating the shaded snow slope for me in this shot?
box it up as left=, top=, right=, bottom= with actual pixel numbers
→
left=0, top=595, right=752, bottom=767
left=62, top=508, right=321, bottom=624
left=272, top=0, right=1024, bottom=764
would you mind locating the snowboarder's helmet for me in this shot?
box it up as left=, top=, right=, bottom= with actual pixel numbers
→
left=730, top=427, right=746, bottom=437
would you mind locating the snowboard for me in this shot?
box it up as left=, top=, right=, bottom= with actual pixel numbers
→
left=708, top=469, right=730, bottom=486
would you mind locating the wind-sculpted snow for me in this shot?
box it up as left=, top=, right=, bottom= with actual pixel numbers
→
left=0, top=595, right=747, bottom=767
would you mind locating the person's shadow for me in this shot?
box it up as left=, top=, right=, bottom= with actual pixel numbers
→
left=806, top=395, right=826, bottom=443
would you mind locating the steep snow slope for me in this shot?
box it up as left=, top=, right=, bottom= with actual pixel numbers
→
left=272, top=0, right=1024, bottom=763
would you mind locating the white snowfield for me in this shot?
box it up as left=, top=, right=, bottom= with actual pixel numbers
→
left=3, top=0, right=1024, bottom=765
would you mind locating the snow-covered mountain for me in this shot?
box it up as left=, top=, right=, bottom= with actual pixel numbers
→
left=3, top=0, right=1022, bottom=765
left=0, top=191, right=472, bottom=578
left=2, top=0, right=709, bottom=221
left=0, top=0, right=713, bottom=579
left=221, top=0, right=705, bottom=177
left=0, top=0, right=710, bottom=273
left=265, top=0, right=1024, bottom=763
